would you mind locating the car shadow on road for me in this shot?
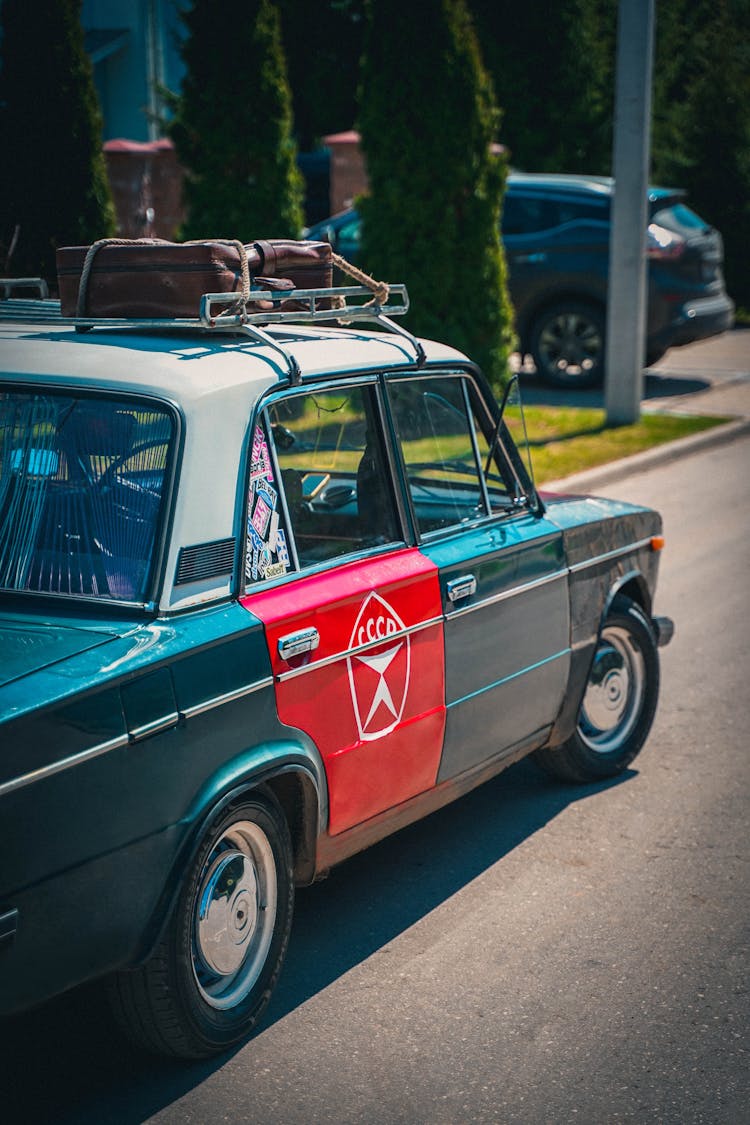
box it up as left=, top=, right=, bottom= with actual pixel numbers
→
left=0, top=759, right=635, bottom=1125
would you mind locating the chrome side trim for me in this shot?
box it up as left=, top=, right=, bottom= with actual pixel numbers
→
left=277, top=614, right=444, bottom=683
left=447, top=568, right=568, bottom=619
left=447, top=648, right=570, bottom=708
left=129, top=712, right=180, bottom=743
left=0, top=675, right=277, bottom=797
left=180, top=676, right=274, bottom=720
left=0, top=734, right=130, bottom=798
left=569, top=538, right=652, bottom=574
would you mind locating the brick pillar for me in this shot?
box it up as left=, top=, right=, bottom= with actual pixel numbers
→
left=322, top=131, right=369, bottom=215
left=103, top=138, right=185, bottom=240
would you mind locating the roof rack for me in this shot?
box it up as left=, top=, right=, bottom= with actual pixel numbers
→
left=0, top=277, right=49, bottom=299
left=0, top=283, right=425, bottom=384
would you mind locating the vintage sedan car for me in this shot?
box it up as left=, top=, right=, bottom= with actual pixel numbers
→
left=0, top=275, right=672, bottom=1058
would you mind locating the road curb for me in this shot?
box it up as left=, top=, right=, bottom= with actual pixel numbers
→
left=542, top=416, right=750, bottom=494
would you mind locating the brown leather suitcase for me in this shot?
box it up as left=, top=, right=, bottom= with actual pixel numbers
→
left=56, top=238, right=333, bottom=318
left=252, top=239, right=333, bottom=294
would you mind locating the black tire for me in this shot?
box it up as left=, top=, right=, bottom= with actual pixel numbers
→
left=108, top=792, right=294, bottom=1059
left=529, top=300, right=606, bottom=388
left=534, top=596, right=659, bottom=783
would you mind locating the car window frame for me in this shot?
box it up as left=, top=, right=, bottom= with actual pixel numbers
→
left=382, top=367, right=538, bottom=543
left=241, top=374, right=410, bottom=592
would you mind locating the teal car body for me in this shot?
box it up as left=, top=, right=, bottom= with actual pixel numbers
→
left=0, top=285, right=672, bottom=1056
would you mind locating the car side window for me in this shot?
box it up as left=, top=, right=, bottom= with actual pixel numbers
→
left=502, top=194, right=548, bottom=235
left=245, top=384, right=402, bottom=581
left=502, top=193, right=608, bottom=235
left=388, top=374, right=495, bottom=535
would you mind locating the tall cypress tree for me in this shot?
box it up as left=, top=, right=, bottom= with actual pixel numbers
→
left=169, top=0, right=304, bottom=240
left=0, top=0, right=115, bottom=283
left=358, top=0, right=513, bottom=387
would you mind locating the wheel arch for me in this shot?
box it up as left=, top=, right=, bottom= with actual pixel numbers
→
left=131, top=738, right=327, bottom=967
left=535, top=570, right=661, bottom=781
left=544, top=569, right=652, bottom=752
left=603, top=570, right=653, bottom=627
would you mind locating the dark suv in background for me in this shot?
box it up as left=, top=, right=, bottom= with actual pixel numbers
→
left=305, top=172, right=735, bottom=388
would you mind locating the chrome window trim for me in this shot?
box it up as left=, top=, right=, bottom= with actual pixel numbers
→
left=569, top=538, right=652, bottom=574
left=446, top=568, right=569, bottom=619
left=243, top=537, right=410, bottom=594
left=276, top=614, right=444, bottom=683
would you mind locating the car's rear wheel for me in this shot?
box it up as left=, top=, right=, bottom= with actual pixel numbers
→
left=533, top=596, right=659, bottom=782
left=529, top=300, right=606, bottom=388
left=109, top=792, right=294, bottom=1058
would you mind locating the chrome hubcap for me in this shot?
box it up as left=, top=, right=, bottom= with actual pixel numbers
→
left=578, top=625, right=645, bottom=754
left=192, top=820, right=277, bottom=1010
left=539, top=312, right=602, bottom=374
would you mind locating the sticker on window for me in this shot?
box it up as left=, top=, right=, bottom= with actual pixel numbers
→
left=245, top=424, right=292, bottom=583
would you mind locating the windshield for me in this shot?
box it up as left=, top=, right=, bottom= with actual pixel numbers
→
left=0, top=390, right=175, bottom=603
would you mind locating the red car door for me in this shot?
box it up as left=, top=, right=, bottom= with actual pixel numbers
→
left=240, top=383, right=446, bottom=836
left=246, top=549, right=445, bottom=834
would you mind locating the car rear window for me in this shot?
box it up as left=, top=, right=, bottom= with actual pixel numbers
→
left=502, top=193, right=608, bottom=235
left=650, top=202, right=710, bottom=236
left=0, top=390, right=175, bottom=603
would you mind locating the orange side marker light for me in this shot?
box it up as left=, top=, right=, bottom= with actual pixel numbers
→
left=650, top=536, right=665, bottom=551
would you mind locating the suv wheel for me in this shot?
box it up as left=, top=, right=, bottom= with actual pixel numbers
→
left=529, top=301, right=605, bottom=388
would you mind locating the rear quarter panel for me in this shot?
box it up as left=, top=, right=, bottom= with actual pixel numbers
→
left=541, top=494, right=664, bottom=746
left=0, top=602, right=322, bottom=1015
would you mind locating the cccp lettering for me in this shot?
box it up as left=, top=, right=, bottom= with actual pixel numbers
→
left=357, top=614, right=398, bottom=646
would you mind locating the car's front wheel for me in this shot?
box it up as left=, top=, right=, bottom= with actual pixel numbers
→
left=109, top=792, right=294, bottom=1058
left=529, top=300, right=606, bottom=388
left=533, top=596, right=659, bottom=783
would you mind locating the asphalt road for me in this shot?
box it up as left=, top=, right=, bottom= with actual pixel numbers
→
left=2, top=428, right=748, bottom=1125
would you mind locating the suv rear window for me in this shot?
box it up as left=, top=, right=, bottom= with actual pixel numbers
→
left=502, top=193, right=609, bottom=235
left=650, top=202, right=710, bottom=236
left=0, top=390, right=174, bottom=602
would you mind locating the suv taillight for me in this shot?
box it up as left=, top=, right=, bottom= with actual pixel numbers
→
left=647, top=222, right=686, bottom=260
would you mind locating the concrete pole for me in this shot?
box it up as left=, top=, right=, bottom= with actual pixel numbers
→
left=605, top=0, right=655, bottom=425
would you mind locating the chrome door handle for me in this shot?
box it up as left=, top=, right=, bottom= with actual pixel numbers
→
left=446, top=574, right=477, bottom=603
left=278, top=627, right=320, bottom=661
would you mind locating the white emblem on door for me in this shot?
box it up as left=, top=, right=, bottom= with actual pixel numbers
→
left=347, top=592, right=411, bottom=741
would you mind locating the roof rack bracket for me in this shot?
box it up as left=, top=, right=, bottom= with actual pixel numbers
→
left=376, top=313, right=426, bottom=367
left=237, top=321, right=302, bottom=384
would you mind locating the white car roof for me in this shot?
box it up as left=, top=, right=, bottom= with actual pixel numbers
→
left=0, top=318, right=470, bottom=612
left=0, top=320, right=467, bottom=401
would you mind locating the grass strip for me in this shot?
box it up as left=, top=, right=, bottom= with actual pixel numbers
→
left=508, top=407, right=731, bottom=484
